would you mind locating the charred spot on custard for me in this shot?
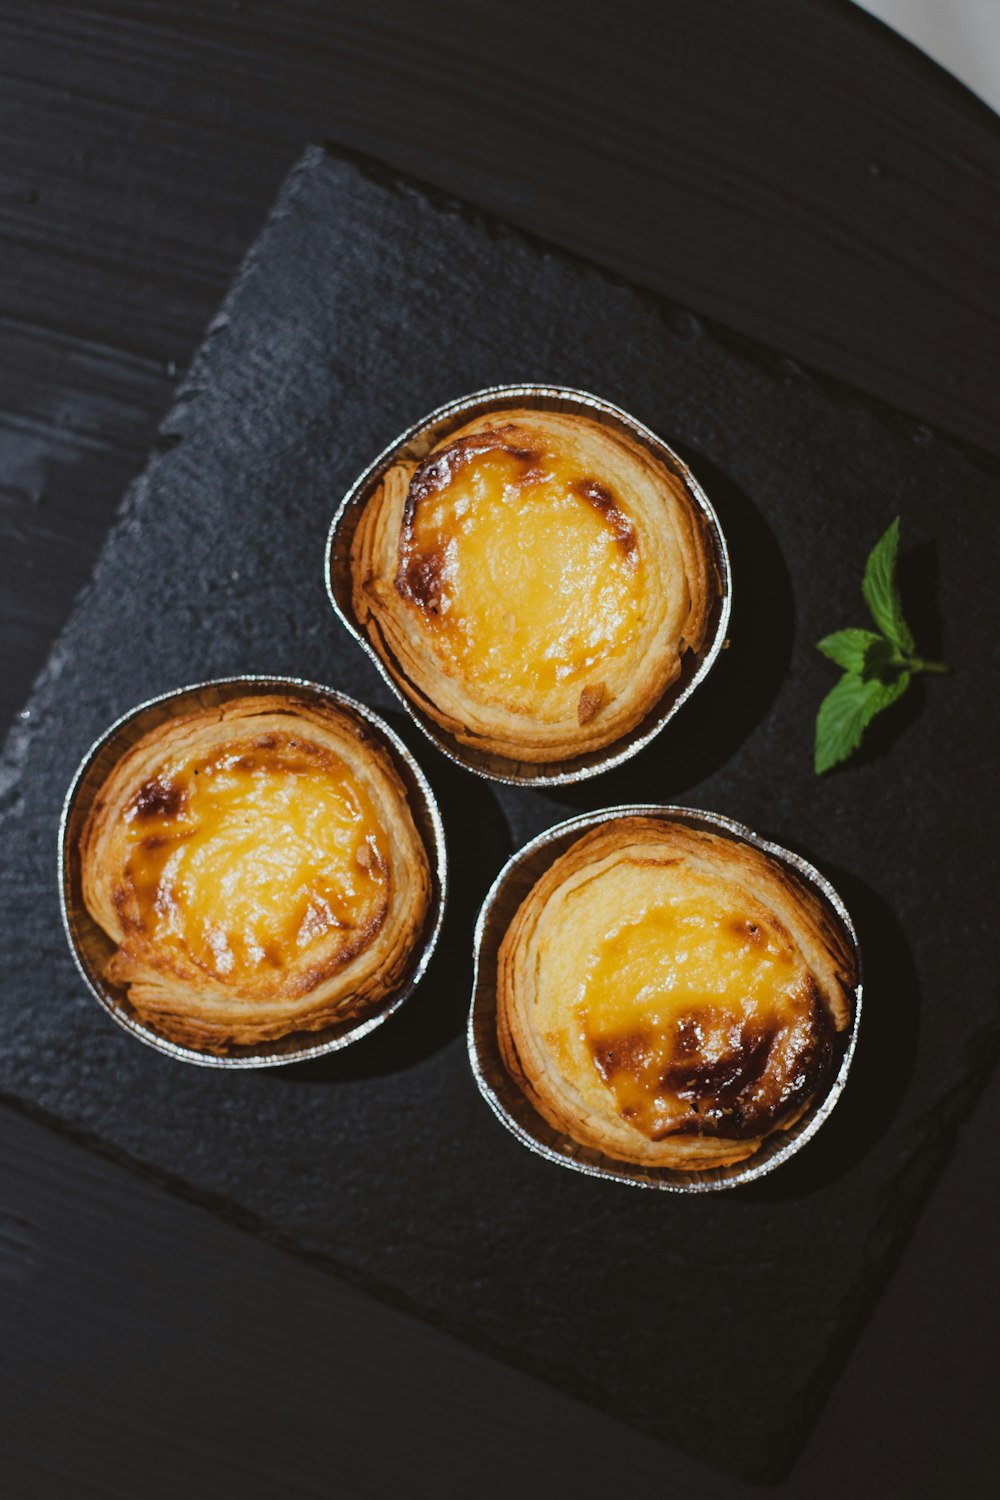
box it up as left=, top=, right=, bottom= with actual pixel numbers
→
left=395, top=544, right=447, bottom=612
left=129, top=777, right=184, bottom=822
left=396, top=430, right=543, bottom=611
left=657, top=1025, right=780, bottom=1140
left=584, top=986, right=841, bottom=1141
left=671, top=1009, right=709, bottom=1059
left=571, top=478, right=638, bottom=564
left=662, top=1017, right=777, bottom=1119
left=588, top=1027, right=654, bottom=1083
left=727, top=917, right=763, bottom=946
left=404, top=428, right=541, bottom=520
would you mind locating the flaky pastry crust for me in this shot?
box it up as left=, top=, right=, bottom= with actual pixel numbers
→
left=496, top=817, right=856, bottom=1170
left=80, top=695, right=431, bottom=1053
left=350, top=409, right=717, bottom=762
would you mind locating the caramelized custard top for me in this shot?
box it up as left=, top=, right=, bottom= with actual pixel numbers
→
left=118, top=735, right=389, bottom=987
left=573, top=875, right=833, bottom=1140
left=395, top=428, right=646, bottom=711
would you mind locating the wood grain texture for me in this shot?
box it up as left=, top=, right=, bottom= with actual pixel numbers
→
left=3, top=144, right=998, bottom=1485
left=4, top=0, right=998, bottom=447
left=2, top=0, right=1000, bottom=729
left=2, top=1089, right=998, bottom=1498
left=1, top=1, right=998, bottom=1494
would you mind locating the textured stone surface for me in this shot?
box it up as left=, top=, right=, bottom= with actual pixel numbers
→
left=1, top=147, right=996, bottom=1478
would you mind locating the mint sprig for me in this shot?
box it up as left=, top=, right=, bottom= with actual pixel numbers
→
left=814, top=518, right=946, bottom=774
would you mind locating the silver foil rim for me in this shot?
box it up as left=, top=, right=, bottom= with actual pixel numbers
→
left=325, top=384, right=733, bottom=786
left=58, top=675, right=448, bottom=1069
left=468, top=804, right=863, bottom=1192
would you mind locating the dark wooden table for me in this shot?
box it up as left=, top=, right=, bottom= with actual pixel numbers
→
left=2, top=3, right=997, bottom=1494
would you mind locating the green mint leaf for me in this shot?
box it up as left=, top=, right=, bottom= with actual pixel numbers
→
left=814, top=669, right=911, bottom=774
left=816, top=628, right=885, bottom=673
left=864, top=635, right=906, bottom=679
left=861, top=517, right=915, bottom=654
left=814, top=517, right=945, bottom=773
left=871, top=668, right=911, bottom=711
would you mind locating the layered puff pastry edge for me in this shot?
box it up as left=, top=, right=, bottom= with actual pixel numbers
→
left=349, top=409, right=718, bottom=763
left=79, top=694, right=432, bottom=1053
left=496, top=817, right=857, bottom=1170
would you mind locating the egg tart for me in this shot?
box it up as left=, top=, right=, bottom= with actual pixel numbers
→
left=496, top=816, right=857, bottom=1170
left=349, top=407, right=718, bottom=763
left=79, top=694, right=432, bottom=1053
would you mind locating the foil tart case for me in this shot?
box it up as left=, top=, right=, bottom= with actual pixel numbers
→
left=468, top=805, right=863, bottom=1192
left=59, top=675, right=448, bottom=1068
left=325, top=385, right=732, bottom=787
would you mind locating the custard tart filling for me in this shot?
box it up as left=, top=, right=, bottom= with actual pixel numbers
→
left=496, top=817, right=856, bottom=1170
left=119, top=736, right=390, bottom=990
left=351, top=409, right=717, bottom=763
left=80, top=695, right=431, bottom=1052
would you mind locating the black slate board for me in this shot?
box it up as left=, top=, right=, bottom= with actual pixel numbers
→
left=1, top=146, right=997, bottom=1480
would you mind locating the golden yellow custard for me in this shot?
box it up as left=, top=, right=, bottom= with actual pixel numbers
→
left=396, top=437, right=645, bottom=707
left=121, top=740, right=389, bottom=991
left=496, top=817, right=856, bottom=1171
left=350, top=408, right=717, bottom=763
left=574, top=878, right=828, bottom=1143
left=80, top=695, right=432, bottom=1053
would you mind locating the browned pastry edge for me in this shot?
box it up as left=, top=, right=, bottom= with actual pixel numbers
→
left=79, top=694, right=432, bottom=1053
left=348, top=409, right=719, bottom=763
left=496, top=817, right=857, bottom=1171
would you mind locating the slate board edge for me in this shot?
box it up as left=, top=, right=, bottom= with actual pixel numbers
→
left=1, top=1009, right=996, bottom=1486
left=2, top=136, right=995, bottom=776
left=1, top=143, right=997, bottom=1480
left=307, top=141, right=999, bottom=482
left=759, top=1008, right=1000, bottom=1479
left=0, top=147, right=322, bottom=809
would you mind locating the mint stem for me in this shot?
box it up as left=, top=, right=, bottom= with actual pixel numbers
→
left=908, top=657, right=949, bottom=675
